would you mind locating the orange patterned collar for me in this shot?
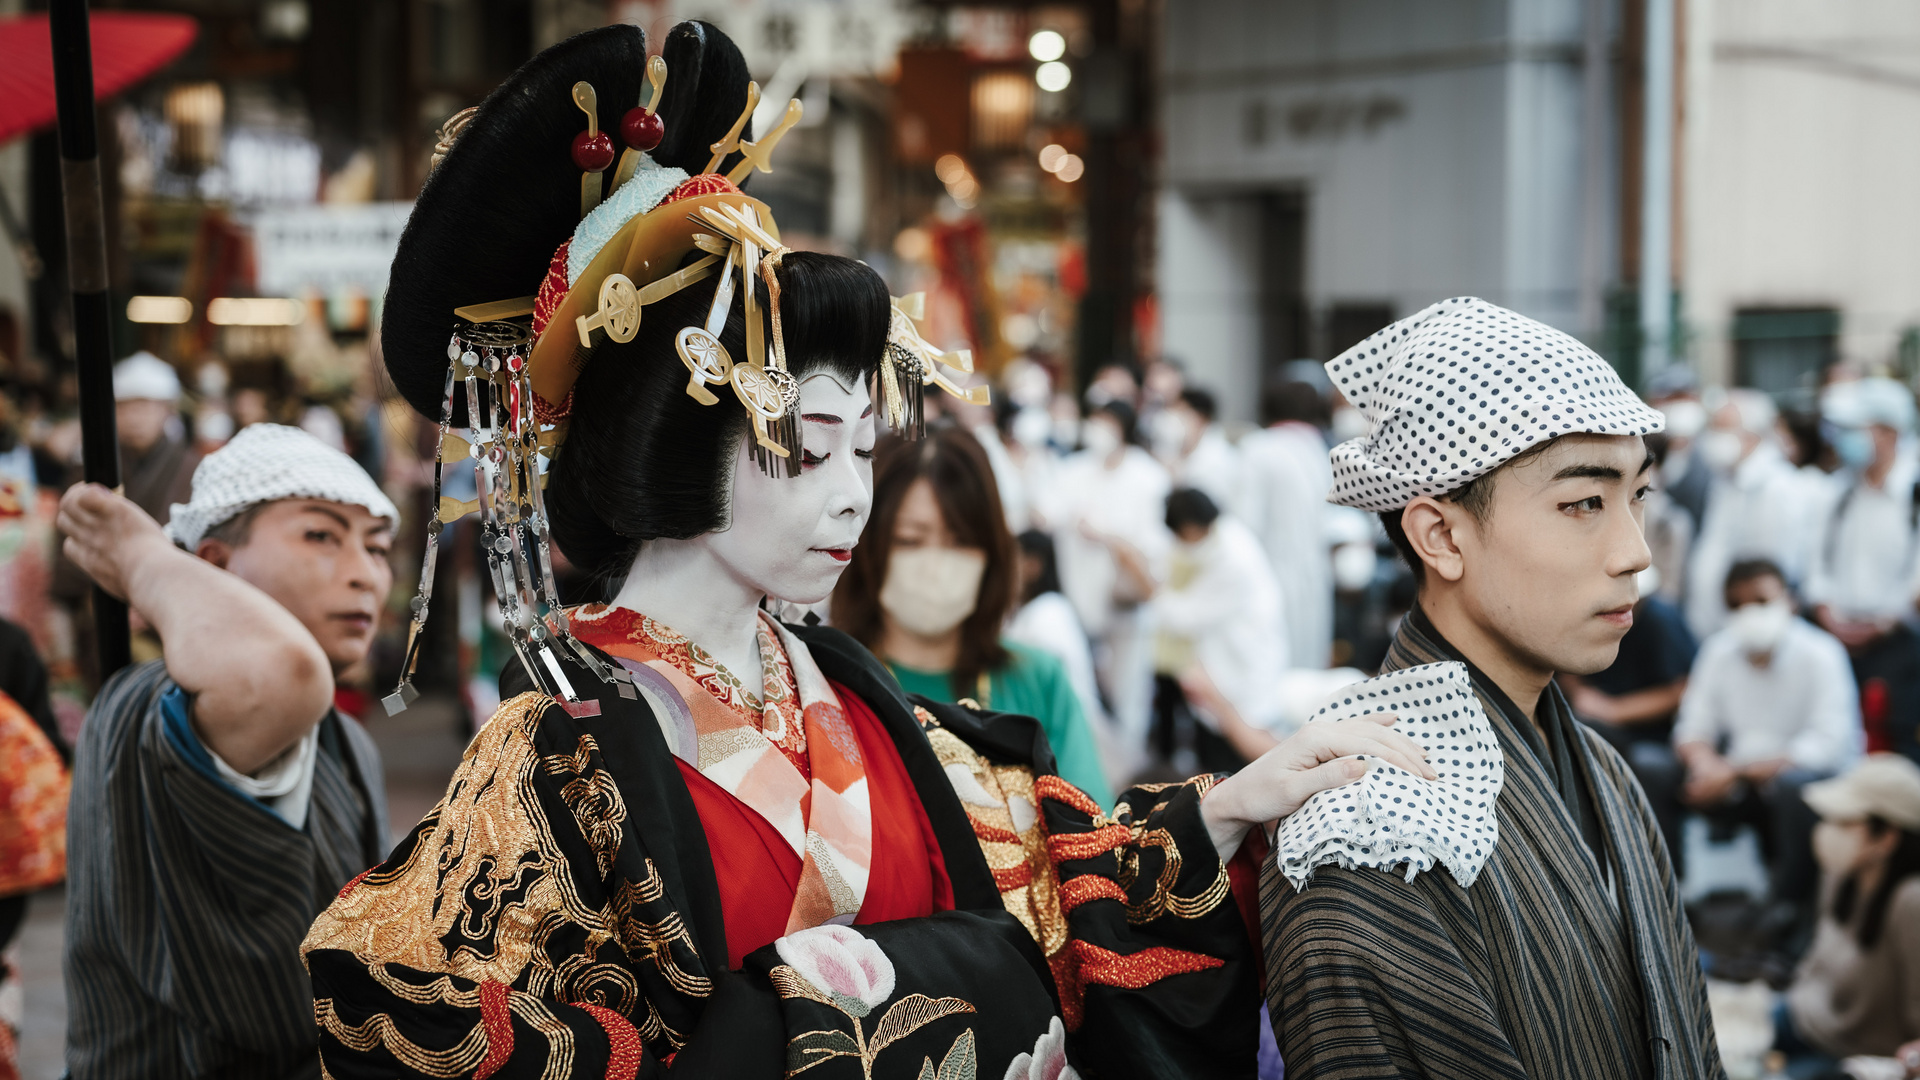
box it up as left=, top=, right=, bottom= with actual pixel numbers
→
left=568, top=602, right=874, bottom=935
left=570, top=604, right=809, bottom=778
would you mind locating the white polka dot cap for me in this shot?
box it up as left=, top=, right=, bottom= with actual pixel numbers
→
left=165, top=423, right=400, bottom=549
left=1274, top=662, right=1505, bottom=891
left=1325, top=297, right=1665, bottom=513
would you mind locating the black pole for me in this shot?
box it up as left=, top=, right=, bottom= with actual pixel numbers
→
left=50, top=0, right=131, bottom=678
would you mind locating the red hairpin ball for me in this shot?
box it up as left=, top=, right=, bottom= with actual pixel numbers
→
left=572, top=81, right=615, bottom=217
left=622, top=54, right=669, bottom=153
left=572, top=126, right=615, bottom=172
left=622, top=108, right=663, bottom=153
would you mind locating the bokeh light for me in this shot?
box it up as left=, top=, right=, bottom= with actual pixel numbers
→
left=1028, top=30, right=1066, bottom=63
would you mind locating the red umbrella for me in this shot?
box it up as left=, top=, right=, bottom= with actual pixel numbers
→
left=0, top=12, right=196, bottom=145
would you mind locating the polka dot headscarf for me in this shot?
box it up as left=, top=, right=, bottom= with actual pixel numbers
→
left=1274, top=662, right=1504, bottom=890
left=1325, top=297, right=1665, bottom=513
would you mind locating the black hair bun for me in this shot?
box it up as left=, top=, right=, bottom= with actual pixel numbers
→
left=380, top=21, right=753, bottom=422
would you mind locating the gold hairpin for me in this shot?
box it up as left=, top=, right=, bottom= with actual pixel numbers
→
left=571, top=81, right=614, bottom=218
left=704, top=82, right=760, bottom=174
left=611, top=54, right=669, bottom=193
left=727, top=99, right=804, bottom=185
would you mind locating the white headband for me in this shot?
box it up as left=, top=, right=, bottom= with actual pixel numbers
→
left=1325, top=297, right=1665, bottom=513
left=165, top=423, right=400, bottom=549
left=113, top=351, right=181, bottom=403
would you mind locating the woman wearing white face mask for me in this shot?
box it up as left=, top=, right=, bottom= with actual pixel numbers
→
left=1776, top=754, right=1920, bottom=1075
left=833, top=426, right=1113, bottom=805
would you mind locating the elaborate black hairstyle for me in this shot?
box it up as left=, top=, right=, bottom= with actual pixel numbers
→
left=379, top=20, right=892, bottom=587
left=381, top=20, right=753, bottom=421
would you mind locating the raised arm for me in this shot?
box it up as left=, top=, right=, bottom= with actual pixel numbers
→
left=58, top=483, right=331, bottom=773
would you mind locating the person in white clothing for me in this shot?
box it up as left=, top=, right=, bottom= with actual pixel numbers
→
left=1808, top=377, right=1920, bottom=651
left=1007, top=528, right=1130, bottom=789
left=1674, top=558, right=1864, bottom=914
left=1049, top=400, right=1171, bottom=752
left=1687, top=389, right=1837, bottom=638
left=1151, top=488, right=1288, bottom=773
left=1153, top=388, right=1242, bottom=514
left=1238, top=378, right=1335, bottom=668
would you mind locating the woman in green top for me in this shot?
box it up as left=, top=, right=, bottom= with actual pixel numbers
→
left=833, top=425, right=1115, bottom=805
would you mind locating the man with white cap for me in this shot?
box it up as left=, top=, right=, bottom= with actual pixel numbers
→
left=110, top=350, right=199, bottom=524
left=1261, top=298, right=1725, bottom=1079
left=57, top=424, right=396, bottom=1080
left=1686, top=387, right=1833, bottom=638
left=1809, top=376, right=1920, bottom=652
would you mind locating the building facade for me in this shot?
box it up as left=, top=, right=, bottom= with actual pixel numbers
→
left=1161, top=0, right=1920, bottom=418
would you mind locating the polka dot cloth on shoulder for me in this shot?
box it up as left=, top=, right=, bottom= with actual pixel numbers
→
left=1324, top=296, right=1665, bottom=513
left=1274, top=661, right=1504, bottom=891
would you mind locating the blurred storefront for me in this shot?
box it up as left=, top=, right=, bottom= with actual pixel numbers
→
left=624, top=1, right=1157, bottom=395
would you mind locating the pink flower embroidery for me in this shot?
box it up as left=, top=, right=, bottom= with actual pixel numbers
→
left=1003, top=1017, right=1077, bottom=1080
left=774, top=924, right=897, bottom=1018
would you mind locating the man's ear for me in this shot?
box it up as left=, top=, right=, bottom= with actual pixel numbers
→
left=196, top=537, right=234, bottom=570
left=1401, top=495, right=1468, bottom=584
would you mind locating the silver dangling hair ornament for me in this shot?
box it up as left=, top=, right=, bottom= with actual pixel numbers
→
left=383, top=318, right=636, bottom=717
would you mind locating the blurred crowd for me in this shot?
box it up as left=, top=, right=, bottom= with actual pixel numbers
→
left=839, top=354, right=1920, bottom=1079
left=3, top=342, right=1920, bottom=1077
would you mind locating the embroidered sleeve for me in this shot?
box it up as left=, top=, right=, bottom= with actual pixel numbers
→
left=915, top=706, right=1258, bottom=1078
left=302, top=692, right=701, bottom=1078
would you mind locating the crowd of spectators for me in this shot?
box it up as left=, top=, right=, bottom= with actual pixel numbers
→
left=5, top=339, right=1920, bottom=1076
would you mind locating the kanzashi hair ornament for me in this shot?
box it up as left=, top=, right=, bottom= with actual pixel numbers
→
left=879, top=293, right=989, bottom=438
left=571, top=81, right=615, bottom=218
left=726, top=98, right=805, bottom=186
left=394, top=67, right=879, bottom=710
left=759, top=246, right=802, bottom=470
left=612, top=54, right=669, bottom=191
left=704, top=80, right=759, bottom=175
left=382, top=318, right=635, bottom=717
left=683, top=200, right=803, bottom=475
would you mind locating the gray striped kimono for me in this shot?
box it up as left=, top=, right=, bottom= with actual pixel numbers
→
left=63, top=660, right=388, bottom=1080
left=1261, top=609, right=1726, bottom=1080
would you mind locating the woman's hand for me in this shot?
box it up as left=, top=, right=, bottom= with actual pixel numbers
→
left=1198, top=714, right=1434, bottom=863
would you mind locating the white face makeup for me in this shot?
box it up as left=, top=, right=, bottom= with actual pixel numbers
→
left=698, top=373, right=877, bottom=605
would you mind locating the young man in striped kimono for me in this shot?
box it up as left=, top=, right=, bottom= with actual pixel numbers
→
left=1262, top=299, right=1727, bottom=1079
left=57, top=424, right=396, bottom=1080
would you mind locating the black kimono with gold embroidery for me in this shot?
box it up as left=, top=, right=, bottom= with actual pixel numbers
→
left=302, top=624, right=1257, bottom=1078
